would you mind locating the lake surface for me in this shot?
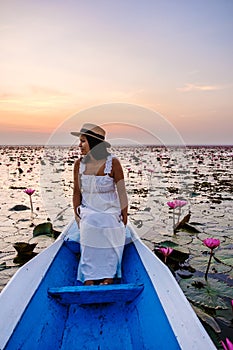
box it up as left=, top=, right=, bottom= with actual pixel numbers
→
left=0, top=145, right=232, bottom=347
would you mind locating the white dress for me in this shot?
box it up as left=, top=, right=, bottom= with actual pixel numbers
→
left=77, top=154, right=126, bottom=283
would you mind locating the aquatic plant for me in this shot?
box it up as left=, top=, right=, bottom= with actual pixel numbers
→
left=221, top=338, right=233, bottom=350
left=158, top=247, right=173, bottom=264
left=147, top=168, right=154, bottom=179
left=167, top=199, right=187, bottom=209
left=24, top=188, right=35, bottom=196
left=180, top=276, right=232, bottom=310
left=33, top=222, right=61, bottom=239
left=24, top=188, right=35, bottom=212
left=193, top=304, right=221, bottom=334
left=203, top=238, right=220, bottom=281
left=13, top=242, right=38, bottom=265
left=167, top=199, right=187, bottom=233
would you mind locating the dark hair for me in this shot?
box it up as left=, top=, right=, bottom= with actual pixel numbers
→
left=84, top=134, right=110, bottom=161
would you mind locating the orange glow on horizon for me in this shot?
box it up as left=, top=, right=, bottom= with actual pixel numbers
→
left=0, top=110, right=69, bottom=133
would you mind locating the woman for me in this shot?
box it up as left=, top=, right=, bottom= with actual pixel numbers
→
left=72, top=123, right=128, bottom=286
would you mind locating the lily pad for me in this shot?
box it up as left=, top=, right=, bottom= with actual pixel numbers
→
left=9, top=205, right=30, bottom=211
left=214, top=248, right=233, bottom=268
left=216, top=309, right=233, bottom=326
left=189, top=253, right=232, bottom=275
left=13, top=242, right=37, bottom=254
left=177, top=269, right=194, bottom=279
left=189, top=221, right=205, bottom=226
left=176, top=223, right=201, bottom=234
left=179, top=277, right=233, bottom=309
left=171, top=249, right=190, bottom=263
left=33, top=222, right=61, bottom=239
left=13, top=252, right=37, bottom=265
left=156, top=240, right=179, bottom=248
left=192, top=304, right=221, bottom=333
left=188, top=236, right=204, bottom=254
left=170, top=231, right=193, bottom=247
left=0, top=262, right=7, bottom=271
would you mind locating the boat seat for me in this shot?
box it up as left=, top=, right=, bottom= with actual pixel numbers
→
left=48, top=283, right=144, bottom=305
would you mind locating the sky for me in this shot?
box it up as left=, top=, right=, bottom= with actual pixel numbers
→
left=0, top=0, right=233, bottom=146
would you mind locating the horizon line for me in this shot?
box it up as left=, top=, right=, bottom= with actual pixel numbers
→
left=0, top=144, right=232, bottom=148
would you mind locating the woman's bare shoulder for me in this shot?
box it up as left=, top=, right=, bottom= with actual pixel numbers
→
left=112, top=157, right=124, bottom=180
left=112, top=156, right=121, bottom=165
left=112, top=157, right=123, bottom=169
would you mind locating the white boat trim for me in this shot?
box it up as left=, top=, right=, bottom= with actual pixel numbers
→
left=129, top=223, right=216, bottom=350
left=0, top=220, right=216, bottom=350
left=0, top=220, right=73, bottom=350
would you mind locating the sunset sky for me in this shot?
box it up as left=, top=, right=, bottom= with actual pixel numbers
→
left=0, top=0, right=232, bottom=145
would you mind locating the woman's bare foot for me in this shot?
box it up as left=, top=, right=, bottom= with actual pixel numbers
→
left=84, top=280, right=94, bottom=286
left=99, top=278, right=114, bottom=285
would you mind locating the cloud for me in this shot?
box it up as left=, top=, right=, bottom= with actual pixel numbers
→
left=176, top=83, right=227, bottom=92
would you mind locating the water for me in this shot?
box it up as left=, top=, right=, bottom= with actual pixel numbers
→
left=0, top=145, right=232, bottom=347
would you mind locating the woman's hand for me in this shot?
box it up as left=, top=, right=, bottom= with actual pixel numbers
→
left=121, top=212, right=128, bottom=226
left=73, top=159, right=82, bottom=226
left=75, top=213, right=81, bottom=228
left=113, top=158, right=128, bottom=226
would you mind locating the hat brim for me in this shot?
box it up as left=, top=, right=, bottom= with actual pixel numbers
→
left=71, top=131, right=111, bottom=148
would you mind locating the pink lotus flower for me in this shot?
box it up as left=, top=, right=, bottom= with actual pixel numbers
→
left=167, top=199, right=187, bottom=209
left=158, top=247, right=173, bottom=263
left=159, top=247, right=173, bottom=256
left=221, top=338, right=233, bottom=350
left=167, top=201, right=178, bottom=209
left=127, top=168, right=131, bottom=177
left=203, top=238, right=220, bottom=250
left=176, top=200, right=187, bottom=207
left=167, top=199, right=188, bottom=233
left=24, top=188, right=35, bottom=196
left=24, top=188, right=35, bottom=212
left=203, top=238, right=220, bottom=281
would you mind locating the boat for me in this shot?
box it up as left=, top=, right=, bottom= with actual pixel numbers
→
left=0, top=220, right=216, bottom=350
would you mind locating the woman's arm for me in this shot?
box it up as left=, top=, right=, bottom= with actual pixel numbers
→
left=73, top=159, right=82, bottom=224
left=112, top=158, right=128, bottom=226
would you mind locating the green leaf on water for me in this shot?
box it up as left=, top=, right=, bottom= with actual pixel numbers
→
left=176, top=223, right=200, bottom=234
left=33, top=222, right=61, bottom=239
left=192, top=304, right=221, bottom=333
left=157, top=240, right=179, bottom=248
left=189, top=254, right=232, bottom=274
left=0, top=262, right=7, bottom=271
left=179, top=277, right=233, bottom=310
left=214, top=248, right=233, bottom=268
left=13, top=242, right=37, bottom=253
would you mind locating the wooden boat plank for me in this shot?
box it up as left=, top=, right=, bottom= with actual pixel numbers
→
left=48, top=283, right=144, bottom=305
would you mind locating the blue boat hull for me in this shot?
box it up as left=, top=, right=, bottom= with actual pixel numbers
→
left=0, top=221, right=216, bottom=349
left=5, top=240, right=180, bottom=350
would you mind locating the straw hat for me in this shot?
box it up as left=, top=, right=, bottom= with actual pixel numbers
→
left=71, top=123, right=111, bottom=147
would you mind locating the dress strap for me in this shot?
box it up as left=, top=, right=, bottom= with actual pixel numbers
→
left=104, top=154, right=115, bottom=174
